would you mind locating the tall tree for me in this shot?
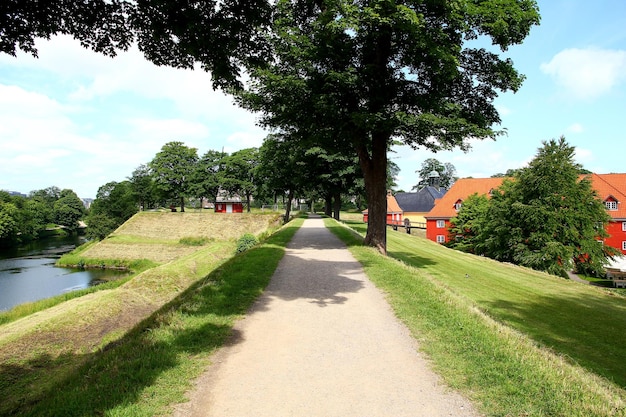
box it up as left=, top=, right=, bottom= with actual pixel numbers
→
left=5, top=1, right=540, bottom=253
left=256, top=134, right=310, bottom=222
left=237, top=0, right=540, bottom=254
left=221, top=148, right=259, bottom=212
left=412, top=158, right=457, bottom=190
left=149, top=141, right=198, bottom=212
left=128, top=163, right=157, bottom=211
left=478, top=137, right=618, bottom=277
left=192, top=149, right=227, bottom=204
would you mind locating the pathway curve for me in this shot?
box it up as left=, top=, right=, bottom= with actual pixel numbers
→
left=173, top=215, right=480, bottom=417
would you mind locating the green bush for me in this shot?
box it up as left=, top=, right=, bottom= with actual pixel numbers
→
left=236, top=233, right=258, bottom=253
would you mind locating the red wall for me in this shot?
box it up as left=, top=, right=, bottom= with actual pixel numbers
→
left=426, top=219, right=450, bottom=243
left=214, top=203, right=244, bottom=213
left=605, top=221, right=626, bottom=255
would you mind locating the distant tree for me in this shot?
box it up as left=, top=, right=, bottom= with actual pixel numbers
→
left=92, top=181, right=137, bottom=220
left=491, top=168, right=520, bottom=178
left=412, top=158, right=457, bottom=190
left=87, top=181, right=138, bottom=239
left=256, top=135, right=310, bottom=222
left=149, top=141, right=198, bottom=212
left=477, top=137, right=617, bottom=277
left=0, top=201, right=19, bottom=242
left=53, top=189, right=85, bottom=234
left=18, top=198, right=49, bottom=240
left=192, top=149, right=227, bottom=204
left=128, top=164, right=157, bottom=210
left=221, top=148, right=259, bottom=213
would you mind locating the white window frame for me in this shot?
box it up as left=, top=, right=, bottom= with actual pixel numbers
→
left=622, top=221, right=626, bottom=232
left=436, top=235, right=446, bottom=243
left=606, top=201, right=618, bottom=211
left=622, top=241, right=626, bottom=251
left=436, top=220, right=446, bottom=228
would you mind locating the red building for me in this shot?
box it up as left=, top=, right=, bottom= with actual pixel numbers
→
left=362, top=192, right=404, bottom=226
left=424, top=178, right=504, bottom=244
left=214, top=201, right=244, bottom=213
left=424, top=173, right=626, bottom=255
left=587, top=173, right=626, bottom=255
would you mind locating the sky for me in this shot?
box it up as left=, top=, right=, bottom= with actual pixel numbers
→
left=1, top=0, right=625, bottom=199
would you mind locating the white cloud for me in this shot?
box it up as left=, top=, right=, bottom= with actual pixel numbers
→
left=540, top=48, right=626, bottom=99
left=567, top=123, right=584, bottom=133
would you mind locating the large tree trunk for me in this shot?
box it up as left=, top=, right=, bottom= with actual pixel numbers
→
left=283, top=189, right=294, bottom=223
left=356, top=132, right=388, bottom=254
left=332, top=191, right=341, bottom=220
left=180, top=196, right=185, bottom=212
left=324, top=194, right=332, bottom=217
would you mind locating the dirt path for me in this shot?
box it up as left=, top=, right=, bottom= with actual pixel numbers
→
left=173, top=215, right=480, bottom=417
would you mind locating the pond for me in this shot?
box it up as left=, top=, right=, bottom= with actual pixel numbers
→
left=0, top=235, right=128, bottom=311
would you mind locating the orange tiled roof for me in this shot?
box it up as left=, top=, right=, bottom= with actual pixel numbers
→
left=387, top=194, right=403, bottom=213
left=586, top=173, right=626, bottom=220
left=362, top=194, right=404, bottom=214
left=425, top=173, right=626, bottom=220
left=425, top=177, right=506, bottom=219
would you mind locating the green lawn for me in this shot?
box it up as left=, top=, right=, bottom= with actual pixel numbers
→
left=329, top=218, right=626, bottom=416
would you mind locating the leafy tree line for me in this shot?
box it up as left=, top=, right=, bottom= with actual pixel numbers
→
left=0, top=187, right=85, bottom=246
left=88, top=138, right=377, bottom=240
left=3, top=0, right=541, bottom=255
left=447, top=138, right=619, bottom=278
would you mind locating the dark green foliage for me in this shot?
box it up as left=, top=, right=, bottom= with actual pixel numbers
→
left=236, top=0, right=540, bottom=252
left=53, top=189, right=86, bottom=234
left=447, top=193, right=490, bottom=253
left=220, top=148, right=259, bottom=212
left=149, top=141, right=199, bottom=212
left=192, top=150, right=227, bottom=204
left=469, top=137, right=618, bottom=277
left=128, top=164, right=158, bottom=210
left=236, top=233, right=259, bottom=253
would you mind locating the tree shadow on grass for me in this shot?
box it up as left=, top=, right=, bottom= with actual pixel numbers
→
left=0, top=245, right=284, bottom=417
left=482, top=290, right=626, bottom=389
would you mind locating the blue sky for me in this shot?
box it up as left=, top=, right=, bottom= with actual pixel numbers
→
left=1, top=0, right=625, bottom=198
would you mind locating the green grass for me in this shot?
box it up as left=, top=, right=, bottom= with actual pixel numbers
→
left=3, top=217, right=303, bottom=417
left=327, top=218, right=626, bottom=417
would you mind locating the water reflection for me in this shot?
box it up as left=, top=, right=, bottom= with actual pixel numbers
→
left=0, top=236, right=127, bottom=311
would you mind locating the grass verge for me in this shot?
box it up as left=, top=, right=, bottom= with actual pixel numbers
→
left=326, top=218, right=625, bottom=417
left=1, top=217, right=303, bottom=417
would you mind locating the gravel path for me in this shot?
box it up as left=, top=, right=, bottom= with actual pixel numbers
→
left=173, top=215, right=480, bottom=417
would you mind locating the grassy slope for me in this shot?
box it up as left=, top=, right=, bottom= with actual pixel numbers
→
left=330, top=218, right=626, bottom=416
left=0, top=211, right=285, bottom=416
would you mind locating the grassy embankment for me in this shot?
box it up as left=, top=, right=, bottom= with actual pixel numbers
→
left=3, top=210, right=626, bottom=416
left=0, top=210, right=293, bottom=416
left=328, top=216, right=626, bottom=417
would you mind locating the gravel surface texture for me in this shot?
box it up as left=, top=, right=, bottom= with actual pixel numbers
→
left=173, top=215, right=480, bottom=417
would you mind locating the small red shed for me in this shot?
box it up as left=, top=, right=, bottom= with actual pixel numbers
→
left=214, top=201, right=244, bottom=213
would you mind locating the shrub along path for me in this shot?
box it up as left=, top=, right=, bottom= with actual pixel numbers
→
left=173, top=215, right=478, bottom=417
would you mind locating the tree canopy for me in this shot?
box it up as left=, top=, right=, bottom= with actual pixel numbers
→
left=149, top=141, right=199, bottom=212
left=412, top=158, right=457, bottom=190
left=449, top=137, right=618, bottom=277
left=4, top=0, right=541, bottom=253
left=237, top=0, right=540, bottom=253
